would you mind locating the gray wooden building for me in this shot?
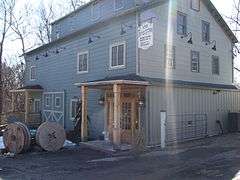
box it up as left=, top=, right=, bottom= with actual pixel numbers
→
left=10, top=0, right=239, bottom=147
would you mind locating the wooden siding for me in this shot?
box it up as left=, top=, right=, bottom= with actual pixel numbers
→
left=145, top=85, right=240, bottom=146
left=25, top=14, right=137, bottom=138
left=51, top=0, right=136, bottom=40
left=139, top=0, right=233, bottom=85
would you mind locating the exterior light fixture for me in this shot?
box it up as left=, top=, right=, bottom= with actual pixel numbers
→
left=98, top=94, right=105, bottom=105
left=120, top=24, right=133, bottom=35
left=35, top=56, right=39, bottom=60
left=181, top=32, right=193, bottom=44
left=206, top=40, right=217, bottom=51
left=88, top=34, right=101, bottom=44
left=43, top=52, right=49, bottom=57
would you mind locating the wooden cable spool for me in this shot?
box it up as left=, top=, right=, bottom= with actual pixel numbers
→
left=3, top=122, right=31, bottom=154
left=36, top=122, right=66, bottom=152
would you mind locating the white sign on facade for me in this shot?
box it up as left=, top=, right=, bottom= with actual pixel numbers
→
left=138, top=21, right=154, bottom=50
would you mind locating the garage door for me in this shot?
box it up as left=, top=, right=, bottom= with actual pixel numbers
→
left=166, top=114, right=208, bottom=144
left=42, top=92, right=65, bottom=127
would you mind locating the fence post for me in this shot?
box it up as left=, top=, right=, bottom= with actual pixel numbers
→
left=160, top=111, right=167, bottom=149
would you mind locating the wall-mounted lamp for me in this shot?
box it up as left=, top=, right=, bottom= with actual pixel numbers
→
left=181, top=32, right=193, bottom=44
left=98, top=94, right=105, bottom=105
left=206, top=40, right=217, bottom=51
left=213, top=89, right=221, bottom=95
left=120, top=24, right=133, bottom=35
left=43, top=52, right=49, bottom=57
left=88, top=34, right=101, bottom=44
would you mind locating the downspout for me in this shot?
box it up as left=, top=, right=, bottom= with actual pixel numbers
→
left=232, top=43, right=234, bottom=84
left=136, top=10, right=141, bottom=75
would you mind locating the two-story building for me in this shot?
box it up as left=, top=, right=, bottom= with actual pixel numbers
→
left=19, top=0, right=239, bottom=147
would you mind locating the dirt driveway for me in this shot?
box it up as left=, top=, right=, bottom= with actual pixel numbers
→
left=1, top=133, right=240, bottom=180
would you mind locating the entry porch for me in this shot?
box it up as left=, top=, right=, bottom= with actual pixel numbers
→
left=75, top=78, right=149, bottom=148
left=1, top=85, right=43, bottom=128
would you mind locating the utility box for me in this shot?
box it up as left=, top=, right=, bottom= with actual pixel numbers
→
left=228, top=113, right=240, bottom=132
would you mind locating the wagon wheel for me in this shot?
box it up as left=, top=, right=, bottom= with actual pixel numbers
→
left=36, top=122, right=66, bottom=152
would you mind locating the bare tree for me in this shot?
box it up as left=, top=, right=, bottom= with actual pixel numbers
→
left=36, top=2, right=55, bottom=44
left=69, top=0, right=86, bottom=11
left=0, top=0, right=15, bottom=115
left=2, top=59, right=25, bottom=113
left=10, top=3, right=34, bottom=57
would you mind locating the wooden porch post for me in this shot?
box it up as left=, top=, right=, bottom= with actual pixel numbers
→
left=81, top=86, right=88, bottom=142
left=24, top=91, right=29, bottom=123
left=113, top=84, right=121, bottom=147
left=11, top=92, right=15, bottom=112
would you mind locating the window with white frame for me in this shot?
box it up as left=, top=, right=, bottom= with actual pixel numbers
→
left=45, top=96, right=50, bottom=107
left=30, top=66, right=36, bottom=81
left=34, top=99, right=41, bottom=113
left=55, top=97, right=61, bottom=108
left=191, top=51, right=200, bottom=72
left=164, top=44, right=176, bottom=69
left=92, top=2, right=101, bottom=20
left=212, top=56, right=219, bottom=75
left=77, top=51, right=88, bottom=73
left=70, top=99, right=79, bottom=120
left=202, top=21, right=210, bottom=42
left=115, top=0, right=124, bottom=10
left=177, top=12, right=187, bottom=35
left=191, top=0, right=200, bottom=11
left=110, top=42, right=126, bottom=69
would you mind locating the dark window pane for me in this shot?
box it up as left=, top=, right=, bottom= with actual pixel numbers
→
left=112, top=46, right=118, bottom=66
left=118, top=44, right=124, bottom=65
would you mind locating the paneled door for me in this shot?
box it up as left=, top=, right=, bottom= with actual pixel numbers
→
left=106, top=97, right=139, bottom=144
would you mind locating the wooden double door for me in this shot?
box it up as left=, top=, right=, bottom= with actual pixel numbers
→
left=106, top=97, right=139, bottom=144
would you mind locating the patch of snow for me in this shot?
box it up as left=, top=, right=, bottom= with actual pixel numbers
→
left=0, top=137, right=5, bottom=149
left=87, top=156, right=130, bottom=163
left=63, top=140, right=76, bottom=147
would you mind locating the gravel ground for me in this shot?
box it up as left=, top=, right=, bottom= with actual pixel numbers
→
left=1, top=133, right=240, bottom=180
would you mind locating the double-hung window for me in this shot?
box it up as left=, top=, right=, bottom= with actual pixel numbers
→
left=110, top=42, right=126, bottom=69
left=191, top=51, right=200, bottom=73
left=115, top=0, right=124, bottom=11
left=191, top=0, right=200, bottom=11
left=164, top=45, right=176, bottom=69
left=202, top=21, right=210, bottom=42
left=77, top=51, right=88, bottom=73
left=177, top=12, right=187, bottom=35
left=212, top=56, right=220, bottom=75
left=30, top=66, right=36, bottom=81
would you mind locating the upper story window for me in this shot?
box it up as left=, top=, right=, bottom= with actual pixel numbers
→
left=212, top=56, right=220, bottom=75
left=77, top=51, right=88, bottom=74
left=92, top=2, right=101, bottom=21
left=164, top=44, right=176, bottom=69
left=202, top=21, right=210, bottom=42
left=30, top=66, right=36, bottom=81
left=110, top=41, right=126, bottom=69
left=191, top=0, right=200, bottom=11
left=177, top=12, right=187, bottom=35
left=115, top=0, right=124, bottom=11
left=191, top=51, right=200, bottom=73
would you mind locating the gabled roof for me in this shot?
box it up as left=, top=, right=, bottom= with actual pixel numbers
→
left=203, top=0, right=238, bottom=43
left=25, top=0, right=237, bottom=56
